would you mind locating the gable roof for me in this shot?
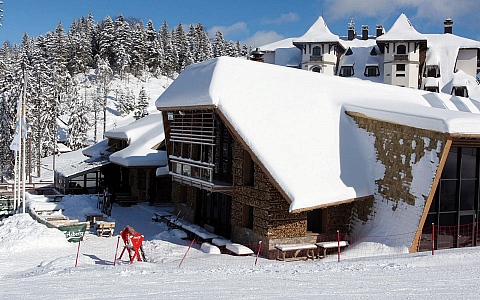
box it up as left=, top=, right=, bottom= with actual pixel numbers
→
left=156, top=57, right=480, bottom=212
left=376, top=13, right=427, bottom=42
left=292, top=16, right=340, bottom=44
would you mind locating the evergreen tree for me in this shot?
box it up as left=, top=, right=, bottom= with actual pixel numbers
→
left=145, top=20, right=163, bottom=75
left=95, top=55, right=113, bottom=140
left=213, top=31, right=226, bottom=57
left=174, top=23, right=193, bottom=72
left=130, top=22, right=147, bottom=77
left=159, top=21, right=177, bottom=77
left=133, top=86, right=148, bottom=120
left=68, top=87, right=90, bottom=150
left=113, top=13, right=132, bottom=78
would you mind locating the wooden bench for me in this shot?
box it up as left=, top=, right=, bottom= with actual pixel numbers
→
left=152, top=211, right=172, bottom=222
left=226, top=243, right=254, bottom=256
left=315, top=241, right=349, bottom=258
left=95, top=221, right=115, bottom=237
left=275, top=243, right=317, bottom=261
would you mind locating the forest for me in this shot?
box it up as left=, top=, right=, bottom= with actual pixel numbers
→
left=0, top=13, right=250, bottom=181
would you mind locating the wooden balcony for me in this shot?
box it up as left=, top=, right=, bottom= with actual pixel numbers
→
left=394, top=54, right=408, bottom=61
left=309, top=55, right=323, bottom=62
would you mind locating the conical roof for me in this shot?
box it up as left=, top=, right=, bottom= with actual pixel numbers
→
left=377, top=13, right=427, bottom=42
left=293, top=16, right=339, bottom=43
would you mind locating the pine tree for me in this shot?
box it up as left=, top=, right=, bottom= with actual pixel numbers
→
left=113, top=13, right=132, bottom=78
left=213, top=31, right=226, bottom=57
left=174, top=23, right=193, bottom=72
left=95, top=55, right=113, bottom=140
left=145, top=20, right=163, bottom=75
left=159, top=21, right=177, bottom=77
left=133, top=86, right=149, bottom=120
left=130, top=22, right=147, bottom=77
left=68, top=87, right=90, bottom=150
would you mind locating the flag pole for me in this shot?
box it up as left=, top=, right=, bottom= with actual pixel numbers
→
left=21, top=72, right=27, bottom=213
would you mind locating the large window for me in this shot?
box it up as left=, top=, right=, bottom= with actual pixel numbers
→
left=397, top=44, right=407, bottom=54
left=312, top=46, right=322, bottom=56
left=424, top=146, right=480, bottom=249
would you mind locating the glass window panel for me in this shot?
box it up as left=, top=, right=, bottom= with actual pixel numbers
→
left=192, top=166, right=200, bottom=179
left=460, top=179, right=476, bottom=211
left=460, top=147, right=476, bottom=179
left=439, top=180, right=457, bottom=212
left=182, top=165, right=191, bottom=177
left=439, top=212, right=456, bottom=227
left=441, top=147, right=458, bottom=179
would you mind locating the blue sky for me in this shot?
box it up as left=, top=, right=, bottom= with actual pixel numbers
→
left=1, top=0, right=480, bottom=47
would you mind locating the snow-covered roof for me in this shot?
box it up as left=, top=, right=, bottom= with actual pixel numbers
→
left=82, top=139, right=111, bottom=158
left=376, top=14, right=427, bottom=42
left=338, top=39, right=383, bottom=83
left=260, top=38, right=295, bottom=52
left=106, top=113, right=168, bottom=168
left=54, top=149, right=110, bottom=179
left=292, top=16, right=340, bottom=44
left=156, top=57, right=480, bottom=212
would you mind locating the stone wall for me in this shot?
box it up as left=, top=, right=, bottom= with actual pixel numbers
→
left=348, top=112, right=447, bottom=240
left=231, top=139, right=308, bottom=257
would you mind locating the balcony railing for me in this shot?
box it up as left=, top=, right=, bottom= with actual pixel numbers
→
left=309, top=55, right=323, bottom=62
left=394, top=54, right=408, bottom=61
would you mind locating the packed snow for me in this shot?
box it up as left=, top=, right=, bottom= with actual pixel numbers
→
left=1, top=195, right=480, bottom=299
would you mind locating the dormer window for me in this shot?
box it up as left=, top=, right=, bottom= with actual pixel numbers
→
left=425, top=65, right=440, bottom=78
left=452, top=86, right=468, bottom=97
left=364, top=65, right=380, bottom=77
left=397, top=44, right=407, bottom=54
left=339, top=65, right=354, bottom=77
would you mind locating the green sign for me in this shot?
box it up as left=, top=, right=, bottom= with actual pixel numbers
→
left=58, top=223, right=87, bottom=243
left=0, top=198, right=14, bottom=212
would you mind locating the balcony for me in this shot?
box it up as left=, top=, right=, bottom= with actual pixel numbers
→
left=169, top=158, right=233, bottom=192
left=394, top=54, right=408, bottom=61
left=309, top=55, right=323, bottom=62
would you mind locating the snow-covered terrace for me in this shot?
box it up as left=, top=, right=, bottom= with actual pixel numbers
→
left=156, top=56, right=480, bottom=212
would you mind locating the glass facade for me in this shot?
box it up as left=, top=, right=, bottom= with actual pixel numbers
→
left=424, top=146, right=479, bottom=248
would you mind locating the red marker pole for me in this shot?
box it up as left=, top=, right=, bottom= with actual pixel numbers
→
left=179, top=239, right=195, bottom=268
left=255, top=241, right=263, bottom=266
left=337, top=230, right=341, bottom=263
left=114, top=236, right=120, bottom=266
left=75, top=240, right=81, bottom=267
left=431, top=223, right=435, bottom=256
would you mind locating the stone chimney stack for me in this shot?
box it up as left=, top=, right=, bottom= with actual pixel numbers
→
left=376, top=25, right=384, bottom=37
left=362, top=25, right=369, bottom=40
left=348, top=25, right=356, bottom=40
left=444, top=18, right=453, bottom=34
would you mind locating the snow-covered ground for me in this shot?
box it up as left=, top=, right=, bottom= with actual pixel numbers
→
left=1, top=194, right=480, bottom=299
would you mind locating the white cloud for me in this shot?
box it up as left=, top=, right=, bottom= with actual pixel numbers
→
left=207, top=22, right=248, bottom=39
left=262, top=12, right=300, bottom=25
left=243, top=31, right=285, bottom=48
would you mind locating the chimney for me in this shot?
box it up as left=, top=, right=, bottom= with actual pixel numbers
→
left=250, top=48, right=265, bottom=62
left=376, top=25, right=384, bottom=37
left=444, top=18, right=453, bottom=34
left=348, top=25, right=355, bottom=40
left=362, top=25, right=369, bottom=40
